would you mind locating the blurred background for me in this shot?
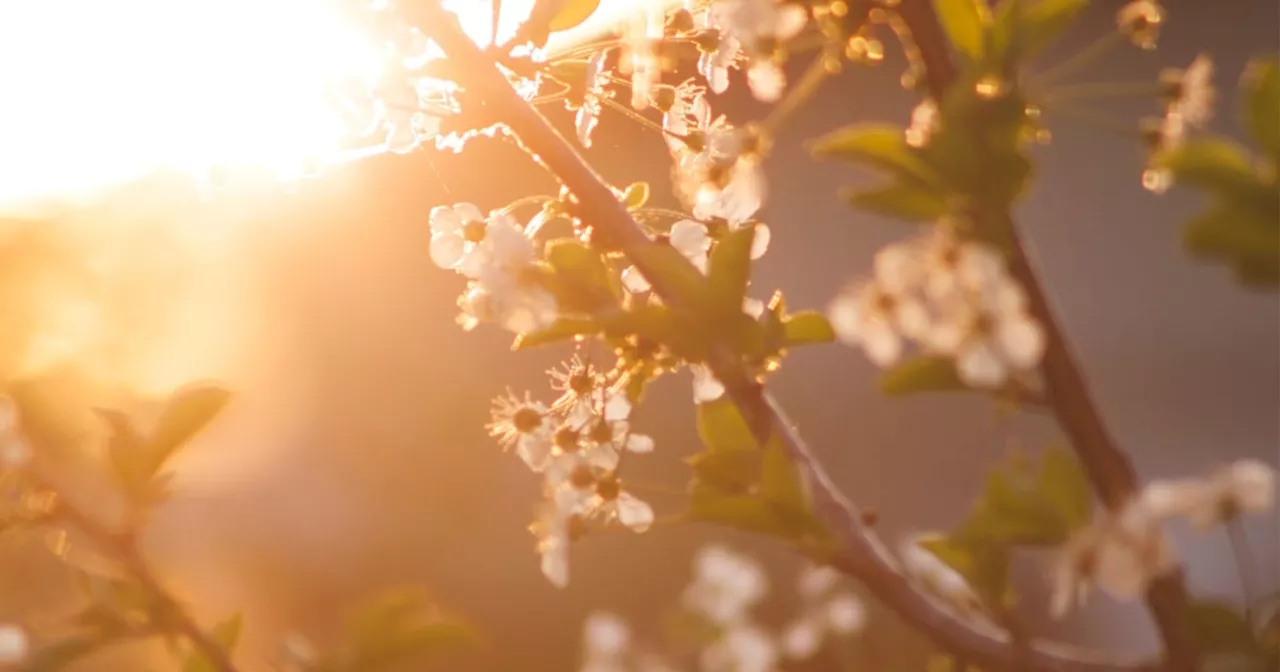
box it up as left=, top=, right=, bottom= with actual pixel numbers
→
left=0, top=0, right=1276, bottom=670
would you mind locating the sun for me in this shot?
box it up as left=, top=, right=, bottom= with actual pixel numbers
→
left=0, top=0, right=638, bottom=209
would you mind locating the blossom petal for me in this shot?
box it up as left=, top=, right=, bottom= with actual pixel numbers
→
left=616, top=493, right=654, bottom=532
left=825, top=593, right=866, bottom=633
left=692, top=366, right=726, bottom=403
left=861, top=319, right=901, bottom=367
left=780, top=618, right=822, bottom=660
left=747, top=61, right=786, bottom=102
left=429, top=204, right=463, bottom=235
left=625, top=433, right=655, bottom=453
left=957, top=341, right=1006, bottom=387
left=621, top=266, right=652, bottom=293
left=749, top=223, right=770, bottom=259
left=429, top=232, right=466, bottom=270
left=669, top=219, right=709, bottom=258
left=996, top=314, right=1045, bottom=369
left=774, top=3, right=809, bottom=40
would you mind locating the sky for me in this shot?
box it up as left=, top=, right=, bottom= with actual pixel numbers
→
left=0, top=1, right=1276, bottom=670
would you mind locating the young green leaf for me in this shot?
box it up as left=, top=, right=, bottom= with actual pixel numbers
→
left=932, top=0, right=991, bottom=60
left=686, top=488, right=795, bottom=537
left=993, top=0, right=1090, bottom=63
left=782, top=311, right=835, bottom=347
left=695, top=397, right=758, bottom=453
left=183, top=613, right=243, bottom=672
left=1183, top=206, right=1280, bottom=288
left=842, top=180, right=951, bottom=222
left=760, top=438, right=808, bottom=515
left=686, top=448, right=761, bottom=494
left=879, top=356, right=966, bottom=396
left=147, top=385, right=233, bottom=476
left=1151, top=138, right=1272, bottom=208
left=627, top=241, right=714, bottom=311
left=1036, top=448, right=1094, bottom=531
left=621, top=181, right=651, bottom=210
left=810, top=124, right=944, bottom=187
left=1241, top=58, right=1279, bottom=160
left=512, top=317, right=601, bottom=349
left=706, top=224, right=756, bottom=320
left=916, top=533, right=1012, bottom=608
left=544, top=239, right=621, bottom=313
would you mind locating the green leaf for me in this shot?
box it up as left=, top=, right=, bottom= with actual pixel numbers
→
left=512, top=317, right=600, bottom=349
left=696, top=397, right=758, bottom=452
left=968, top=467, right=1068, bottom=545
left=1241, top=58, right=1279, bottom=159
left=544, top=239, right=621, bottom=313
left=603, top=303, right=708, bottom=361
left=627, top=242, right=713, bottom=310
left=621, top=181, right=650, bottom=210
left=686, top=487, right=796, bottom=537
left=842, top=180, right=951, bottom=222
left=547, top=0, right=601, bottom=32
left=146, top=385, right=232, bottom=476
left=782, top=311, right=835, bottom=347
left=879, top=356, right=966, bottom=396
left=809, top=124, right=944, bottom=187
left=1187, top=600, right=1260, bottom=655
left=686, top=448, right=760, bottom=494
left=1151, top=138, right=1272, bottom=207
left=932, top=0, right=991, bottom=60
left=345, top=590, right=476, bottom=671
left=1036, top=448, right=1094, bottom=531
left=183, top=613, right=243, bottom=672
left=1183, top=205, right=1280, bottom=287
left=760, top=438, right=808, bottom=514
left=917, top=533, right=1011, bottom=607
left=993, top=0, right=1090, bottom=63
left=706, top=224, right=756, bottom=323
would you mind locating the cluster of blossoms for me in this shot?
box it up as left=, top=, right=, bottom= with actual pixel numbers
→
left=1142, top=52, right=1215, bottom=194
left=487, top=357, right=657, bottom=587
left=578, top=545, right=865, bottom=672
left=827, top=225, right=1046, bottom=389
left=1050, top=458, right=1275, bottom=618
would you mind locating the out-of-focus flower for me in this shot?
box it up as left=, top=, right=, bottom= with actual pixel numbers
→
left=1117, top=0, right=1165, bottom=49
left=683, top=544, right=768, bottom=626
left=780, top=565, right=866, bottom=660
left=1142, top=459, right=1276, bottom=530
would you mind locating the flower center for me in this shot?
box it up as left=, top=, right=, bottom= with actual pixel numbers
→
left=569, top=372, right=595, bottom=395
left=595, top=474, right=621, bottom=501
left=554, top=427, right=580, bottom=452
left=513, top=408, right=544, bottom=433
left=588, top=420, right=614, bottom=445
left=462, top=219, right=488, bottom=243
left=570, top=464, right=596, bottom=489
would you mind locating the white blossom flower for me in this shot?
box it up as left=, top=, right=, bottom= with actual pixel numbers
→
left=1049, top=500, right=1179, bottom=618
left=456, top=274, right=559, bottom=335
left=707, top=0, right=807, bottom=101
left=531, top=500, right=575, bottom=587
left=488, top=391, right=556, bottom=472
left=581, top=611, right=630, bottom=672
left=696, top=12, right=741, bottom=94
left=927, top=277, right=1045, bottom=388
left=429, top=205, right=533, bottom=279
left=1163, top=54, right=1215, bottom=128
left=548, top=356, right=604, bottom=417
left=701, top=623, right=778, bottom=672
left=584, top=474, right=655, bottom=533
left=0, top=625, right=28, bottom=665
left=576, top=52, right=610, bottom=148
left=780, top=565, right=865, bottom=660
left=1117, top=0, right=1164, bottom=49
left=623, top=219, right=769, bottom=294
left=1142, top=459, right=1276, bottom=531
left=663, top=85, right=712, bottom=154
left=692, top=365, right=727, bottom=404
left=899, top=540, right=986, bottom=617
left=622, top=5, right=666, bottom=109
left=683, top=544, right=768, bottom=626
left=828, top=280, right=925, bottom=367
left=905, top=98, right=940, bottom=148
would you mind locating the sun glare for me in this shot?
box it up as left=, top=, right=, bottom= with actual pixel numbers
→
left=0, top=0, right=612, bottom=207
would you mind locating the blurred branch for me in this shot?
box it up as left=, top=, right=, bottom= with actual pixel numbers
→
left=891, top=1, right=1198, bottom=669
left=410, top=4, right=1165, bottom=671
left=42, top=480, right=239, bottom=672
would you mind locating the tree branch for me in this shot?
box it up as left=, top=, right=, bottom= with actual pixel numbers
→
left=46, top=485, right=239, bottom=672
left=409, top=4, right=1167, bottom=671
left=891, top=1, right=1198, bottom=668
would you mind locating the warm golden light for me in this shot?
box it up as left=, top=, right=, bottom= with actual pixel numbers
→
left=0, top=0, right=647, bottom=207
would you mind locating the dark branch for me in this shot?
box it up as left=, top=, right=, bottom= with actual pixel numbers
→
left=891, top=1, right=1198, bottom=668
left=409, top=3, right=1168, bottom=671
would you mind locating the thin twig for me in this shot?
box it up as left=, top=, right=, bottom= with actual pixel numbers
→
left=46, top=486, right=238, bottom=672
left=409, top=4, right=1166, bottom=671
left=892, top=1, right=1199, bottom=669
